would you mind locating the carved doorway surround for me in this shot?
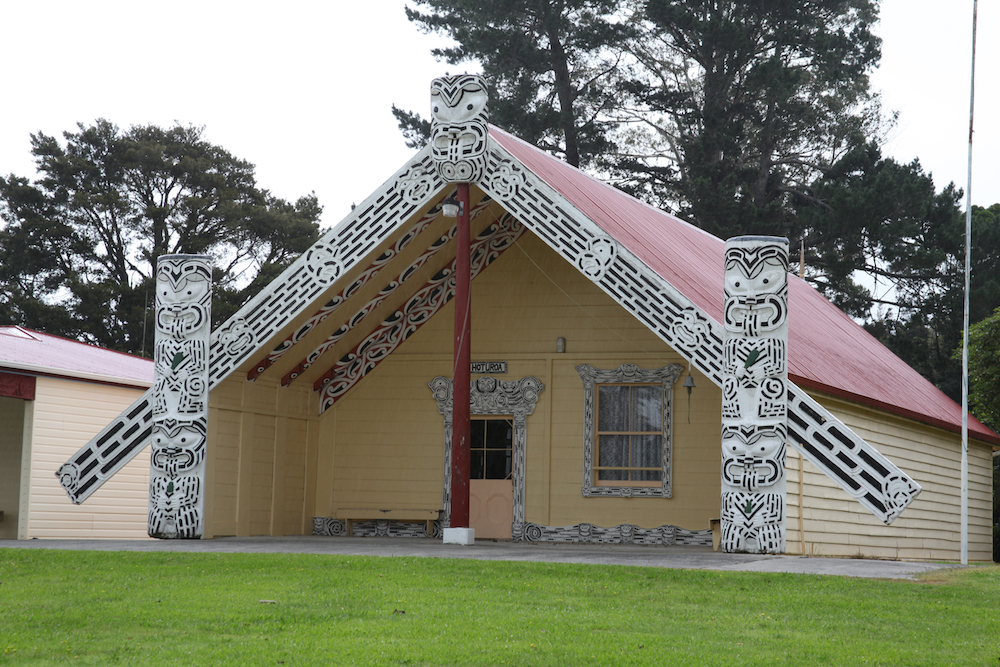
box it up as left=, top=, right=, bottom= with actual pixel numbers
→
left=428, top=375, right=544, bottom=539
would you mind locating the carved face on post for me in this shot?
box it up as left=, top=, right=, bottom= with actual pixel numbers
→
left=724, top=244, right=788, bottom=337
left=430, top=74, right=489, bottom=183
left=155, top=260, right=212, bottom=338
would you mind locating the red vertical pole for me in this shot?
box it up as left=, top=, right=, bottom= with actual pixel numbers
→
left=450, top=182, right=472, bottom=529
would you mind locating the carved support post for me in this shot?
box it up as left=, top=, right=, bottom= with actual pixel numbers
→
left=720, top=236, right=789, bottom=553
left=430, top=74, right=489, bottom=545
left=450, top=181, right=472, bottom=530
left=149, top=254, right=212, bottom=539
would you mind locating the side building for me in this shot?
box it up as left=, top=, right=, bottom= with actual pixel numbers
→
left=0, top=327, right=153, bottom=539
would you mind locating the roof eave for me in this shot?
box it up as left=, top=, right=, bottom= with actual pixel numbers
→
left=0, top=362, right=153, bottom=390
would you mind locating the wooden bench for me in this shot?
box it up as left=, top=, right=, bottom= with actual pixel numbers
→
left=335, top=509, right=440, bottom=537
left=710, top=518, right=721, bottom=551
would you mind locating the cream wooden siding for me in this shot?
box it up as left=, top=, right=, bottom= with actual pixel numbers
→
left=205, top=376, right=317, bottom=537
left=25, top=377, right=151, bottom=539
left=0, top=396, right=26, bottom=539
left=786, top=392, right=995, bottom=562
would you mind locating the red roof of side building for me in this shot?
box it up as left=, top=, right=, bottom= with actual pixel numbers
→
left=491, top=126, right=999, bottom=446
left=0, top=326, right=153, bottom=388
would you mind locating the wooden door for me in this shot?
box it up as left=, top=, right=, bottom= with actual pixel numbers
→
left=468, top=418, right=513, bottom=539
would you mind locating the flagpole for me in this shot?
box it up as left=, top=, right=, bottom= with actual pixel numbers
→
left=960, top=0, right=978, bottom=566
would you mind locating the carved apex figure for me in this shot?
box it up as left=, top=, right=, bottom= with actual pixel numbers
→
left=430, top=74, right=489, bottom=183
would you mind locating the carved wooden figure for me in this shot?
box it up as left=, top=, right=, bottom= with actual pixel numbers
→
left=430, top=74, right=489, bottom=182
left=149, top=255, right=212, bottom=538
left=721, top=237, right=789, bottom=553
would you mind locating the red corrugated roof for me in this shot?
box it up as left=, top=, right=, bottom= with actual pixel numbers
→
left=0, top=326, right=153, bottom=387
left=491, top=127, right=999, bottom=445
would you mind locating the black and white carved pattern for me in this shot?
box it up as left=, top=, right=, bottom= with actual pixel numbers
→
left=721, top=424, right=787, bottom=491
left=482, top=151, right=526, bottom=200
left=153, top=338, right=208, bottom=418
left=248, top=200, right=451, bottom=381
left=397, top=160, right=441, bottom=205
left=576, top=363, right=682, bottom=498
left=155, top=258, right=212, bottom=337
left=310, top=513, right=713, bottom=547
left=204, top=150, right=443, bottom=388
left=313, top=516, right=345, bottom=536
left=720, top=237, right=788, bottom=553
left=517, top=521, right=713, bottom=546
left=317, top=215, right=525, bottom=412
left=283, top=196, right=497, bottom=387
left=721, top=337, right=788, bottom=423
left=787, top=387, right=922, bottom=523
left=59, top=148, right=444, bottom=503
left=479, top=145, right=728, bottom=390
left=720, top=492, right=785, bottom=553
left=724, top=242, right=789, bottom=337
left=303, top=241, right=343, bottom=287
left=429, top=375, right=544, bottom=531
left=723, top=338, right=786, bottom=384
left=148, top=475, right=202, bottom=539
left=55, top=393, right=155, bottom=504
left=150, top=421, right=207, bottom=476
left=149, top=255, right=211, bottom=539
left=578, top=237, right=618, bottom=281
left=288, top=228, right=456, bottom=386
left=430, top=74, right=489, bottom=183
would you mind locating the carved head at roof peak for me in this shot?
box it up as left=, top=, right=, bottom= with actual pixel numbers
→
left=430, top=74, right=489, bottom=183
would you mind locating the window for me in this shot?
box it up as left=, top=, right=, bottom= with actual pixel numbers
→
left=470, top=418, right=513, bottom=480
left=577, top=363, right=682, bottom=498
left=595, top=384, right=662, bottom=484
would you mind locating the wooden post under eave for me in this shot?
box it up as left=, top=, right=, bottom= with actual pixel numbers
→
left=450, top=182, right=472, bottom=531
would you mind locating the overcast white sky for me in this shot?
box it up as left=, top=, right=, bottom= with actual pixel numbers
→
left=0, top=0, right=995, bottom=230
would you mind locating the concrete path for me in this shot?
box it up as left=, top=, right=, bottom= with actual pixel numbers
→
left=1, top=536, right=958, bottom=580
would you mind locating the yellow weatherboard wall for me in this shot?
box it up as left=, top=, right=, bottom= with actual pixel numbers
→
left=205, top=375, right=318, bottom=538
left=321, top=232, right=721, bottom=534
left=787, top=392, right=994, bottom=562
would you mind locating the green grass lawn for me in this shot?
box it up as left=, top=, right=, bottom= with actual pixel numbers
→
left=0, top=549, right=997, bottom=666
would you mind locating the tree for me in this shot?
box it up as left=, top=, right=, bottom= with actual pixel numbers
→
left=964, top=304, right=1000, bottom=433
left=797, top=146, right=1000, bottom=403
left=395, top=0, right=629, bottom=168
left=607, top=0, right=884, bottom=239
left=961, top=304, right=1000, bottom=562
left=0, top=120, right=321, bottom=355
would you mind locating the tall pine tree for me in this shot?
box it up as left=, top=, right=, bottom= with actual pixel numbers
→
left=610, top=0, right=884, bottom=239
left=394, top=0, right=629, bottom=168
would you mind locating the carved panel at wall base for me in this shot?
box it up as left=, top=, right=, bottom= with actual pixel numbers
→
left=312, top=516, right=712, bottom=546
